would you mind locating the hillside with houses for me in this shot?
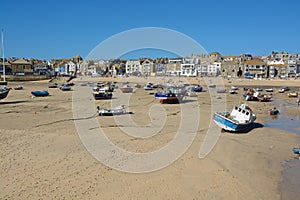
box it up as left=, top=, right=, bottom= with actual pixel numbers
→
left=1, top=51, right=300, bottom=80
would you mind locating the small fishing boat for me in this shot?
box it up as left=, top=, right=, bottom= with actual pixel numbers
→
left=256, top=88, right=263, bottom=91
left=244, top=92, right=271, bottom=102
left=186, top=91, right=198, bottom=97
left=144, top=83, right=153, bottom=90
left=189, top=84, right=203, bottom=92
left=208, top=84, right=216, bottom=88
left=14, top=85, right=23, bottom=90
left=48, top=83, right=58, bottom=88
left=134, top=83, right=141, bottom=88
left=120, top=84, right=133, bottom=93
left=230, top=86, right=239, bottom=90
left=292, top=147, right=300, bottom=155
left=229, top=90, right=237, bottom=94
left=80, top=82, right=88, bottom=86
left=93, top=89, right=113, bottom=100
left=268, top=107, right=279, bottom=115
left=60, top=84, right=72, bottom=91
left=31, top=90, right=49, bottom=97
left=287, top=91, right=298, bottom=98
left=265, top=88, right=273, bottom=92
left=0, top=88, right=9, bottom=100
left=154, top=87, right=186, bottom=104
left=213, top=103, right=256, bottom=132
left=97, top=83, right=114, bottom=92
left=217, top=88, right=227, bottom=93
left=97, top=105, right=126, bottom=116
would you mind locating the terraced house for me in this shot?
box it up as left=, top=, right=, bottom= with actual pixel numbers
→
left=241, top=59, right=267, bottom=78
left=10, top=58, right=33, bottom=75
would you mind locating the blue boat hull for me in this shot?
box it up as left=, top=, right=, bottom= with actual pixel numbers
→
left=31, top=91, right=49, bottom=97
left=213, top=112, right=253, bottom=132
left=292, top=148, right=300, bottom=154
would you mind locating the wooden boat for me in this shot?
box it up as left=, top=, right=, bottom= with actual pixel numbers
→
left=93, top=89, right=113, bottom=100
left=0, top=88, right=9, bottom=100
left=120, top=84, right=133, bottom=93
left=31, top=90, right=49, bottom=97
left=213, top=103, right=256, bottom=132
left=292, top=147, right=300, bottom=155
left=287, top=92, right=298, bottom=98
left=97, top=105, right=126, bottom=116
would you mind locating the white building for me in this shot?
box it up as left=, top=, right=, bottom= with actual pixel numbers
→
left=207, top=62, right=221, bottom=76
left=181, top=63, right=197, bottom=77
left=139, top=59, right=154, bottom=76
left=65, top=61, right=76, bottom=74
left=166, top=58, right=182, bottom=76
left=125, top=60, right=140, bottom=75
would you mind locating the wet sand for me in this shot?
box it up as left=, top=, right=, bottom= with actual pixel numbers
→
left=0, top=77, right=299, bottom=199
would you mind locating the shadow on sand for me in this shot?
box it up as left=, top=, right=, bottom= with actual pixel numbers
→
left=0, top=100, right=30, bottom=105
left=222, top=122, right=264, bottom=134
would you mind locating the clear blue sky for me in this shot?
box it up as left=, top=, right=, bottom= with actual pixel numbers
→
left=1, top=0, right=299, bottom=60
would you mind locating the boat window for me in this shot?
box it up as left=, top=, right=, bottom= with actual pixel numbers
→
left=246, top=112, right=249, bottom=115
left=238, top=108, right=241, bottom=112
left=235, top=107, right=238, bottom=110
left=242, top=110, right=245, bottom=114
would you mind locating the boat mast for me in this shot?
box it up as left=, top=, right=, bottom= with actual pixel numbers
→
left=1, top=29, right=5, bottom=82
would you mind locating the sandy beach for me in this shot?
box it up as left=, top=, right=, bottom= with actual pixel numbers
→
left=0, top=77, right=299, bottom=199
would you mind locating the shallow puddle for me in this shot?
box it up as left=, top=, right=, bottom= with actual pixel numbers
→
left=264, top=98, right=300, bottom=134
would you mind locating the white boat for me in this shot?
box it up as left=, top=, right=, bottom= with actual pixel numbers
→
left=213, top=104, right=256, bottom=132
left=97, top=105, right=126, bottom=116
left=230, top=86, right=239, bottom=90
left=208, top=84, right=216, bottom=88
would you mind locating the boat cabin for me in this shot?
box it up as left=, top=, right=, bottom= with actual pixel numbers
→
left=230, top=105, right=252, bottom=123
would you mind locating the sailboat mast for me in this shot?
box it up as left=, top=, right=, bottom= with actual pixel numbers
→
left=2, top=29, right=5, bottom=82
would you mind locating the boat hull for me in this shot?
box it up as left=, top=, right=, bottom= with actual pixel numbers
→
left=0, top=89, right=9, bottom=99
left=31, top=91, right=49, bottom=97
left=213, top=112, right=253, bottom=132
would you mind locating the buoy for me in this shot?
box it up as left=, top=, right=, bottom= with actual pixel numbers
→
left=34, top=111, right=37, bottom=115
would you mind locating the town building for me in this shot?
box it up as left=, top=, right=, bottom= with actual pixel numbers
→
left=242, top=59, right=267, bottom=78
left=10, top=58, right=33, bottom=75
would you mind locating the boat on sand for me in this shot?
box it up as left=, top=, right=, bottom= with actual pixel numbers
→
left=213, top=103, right=256, bottom=132
left=97, top=105, right=126, bottom=116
